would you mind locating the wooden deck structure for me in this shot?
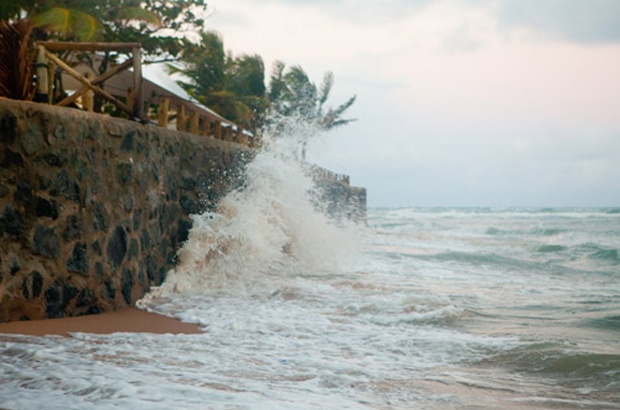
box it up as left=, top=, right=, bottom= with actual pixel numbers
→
left=34, top=41, right=256, bottom=147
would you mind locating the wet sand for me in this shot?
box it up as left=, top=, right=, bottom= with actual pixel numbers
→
left=0, top=308, right=203, bottom=337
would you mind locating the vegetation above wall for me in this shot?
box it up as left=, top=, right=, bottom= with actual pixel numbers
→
left=0, top=1, right=356, bottom=140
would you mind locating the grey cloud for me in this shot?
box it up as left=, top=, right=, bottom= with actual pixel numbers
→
left=261, top=0, right=620, bottom=43
left=260, top=0, right=436, bottom=23
left=496, top=0, right=620, bottom=44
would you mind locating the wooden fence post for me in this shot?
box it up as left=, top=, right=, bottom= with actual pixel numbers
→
left=127, top=86, right=134, bottom=113
left=132, top=46, right=143, bottom=119
left=83, top=72, right=94, bottom=111
left=158, top=97, right=169, bottom=127
left=177, top=105, right=186, bottom=132
left=190, top=111, right=199, bottom=134
left=203, top=119, right=211, bottom=137
left=47, top=60, right=55, bottom=105
left=214, top=122, right=222, bottom=140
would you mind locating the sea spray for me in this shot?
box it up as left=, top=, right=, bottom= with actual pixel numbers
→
left=144, top=123, right=359, bottom=298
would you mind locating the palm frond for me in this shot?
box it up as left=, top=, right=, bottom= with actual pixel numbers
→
left=33, top=7, right=102, bottom=41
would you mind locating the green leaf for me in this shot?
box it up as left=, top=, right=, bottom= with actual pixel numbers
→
left=33, top=7, right=102, bottom=41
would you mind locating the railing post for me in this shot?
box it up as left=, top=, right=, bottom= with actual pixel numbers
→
left=132, top=46, right=143, bottom=119
left=203, top=119, right=211, bottom=137
left=47, top=60, right=55, bottom=105
left=83, top=72, right=94, bottom=111
left=177, top=105, right=186, bottom=131
left=214, top=122, right=222, bottom=140
left=190, top=111, right=199, bottom=134
left=127, top=86, right=134, bottom=113
left=158, top=97, right=169, bottom=127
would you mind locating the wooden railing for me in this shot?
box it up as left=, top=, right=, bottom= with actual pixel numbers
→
left=33, top=41, right=257, bottom=147
left=35, top=41, right=143, bottom=119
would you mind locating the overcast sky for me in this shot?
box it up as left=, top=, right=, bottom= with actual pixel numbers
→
left=202, top=0, right=620, bottom=207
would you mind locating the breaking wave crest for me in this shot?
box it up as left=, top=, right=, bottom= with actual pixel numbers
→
left=146, top=144, right=359, bottom=298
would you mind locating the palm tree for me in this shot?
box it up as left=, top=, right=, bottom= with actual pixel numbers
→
left=267, top=62, right=356, bottom=158
left=268, top=62, right=356, bottom=132
left=173, top=31, right=267, bottom=133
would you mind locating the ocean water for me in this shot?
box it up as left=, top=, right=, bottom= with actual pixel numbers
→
left=1, top=149, right=619, bottom=409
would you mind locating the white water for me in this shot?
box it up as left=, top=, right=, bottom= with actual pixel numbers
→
left=2, top=138, right=619, bottom=409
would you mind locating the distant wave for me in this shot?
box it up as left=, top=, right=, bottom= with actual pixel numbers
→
left=579, top=315, right=620, bottom=332
left=536, top=245, right=567, bottom=253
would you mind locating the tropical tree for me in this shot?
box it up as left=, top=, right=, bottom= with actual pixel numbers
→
left=268, top=61, right=356, bottom=132
left=173, top=31, right=267, bottom=133
left=267, top=61, right=356, bottom=158
left=0, top=1, right=207, bottom=61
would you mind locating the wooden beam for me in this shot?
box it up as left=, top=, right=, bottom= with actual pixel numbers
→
left=36, top=41, right=141, bottom=52
left=45, top=51, right=132, bottom=116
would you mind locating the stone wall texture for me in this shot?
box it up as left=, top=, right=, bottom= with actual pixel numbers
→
left=0, top=99, right=252, bottom=322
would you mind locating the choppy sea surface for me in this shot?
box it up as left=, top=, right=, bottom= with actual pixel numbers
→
left=1, top=150, right=619, bottom=409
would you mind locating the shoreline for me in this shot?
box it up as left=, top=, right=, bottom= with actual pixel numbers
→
left=0, top=307, right=203, bottom=337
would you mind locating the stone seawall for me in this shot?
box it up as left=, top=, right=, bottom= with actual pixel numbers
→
left=0, top=100, right=252, bottom=322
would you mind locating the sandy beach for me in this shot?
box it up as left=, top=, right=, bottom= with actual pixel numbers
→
left=0, top=308, right=203, bottom=337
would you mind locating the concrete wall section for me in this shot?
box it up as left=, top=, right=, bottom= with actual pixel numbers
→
left=0, top=100, right=252, bottom=322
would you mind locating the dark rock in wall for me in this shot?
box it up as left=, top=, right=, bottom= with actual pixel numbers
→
left=121, top=131, right=136, bottom=152
left=122, top=194, right=134, bottom=212
left=0, top=112, right=17, bottom=144
left=107, top=226, right=127, bottom=269
left=92, top=240, right=102, bottom=256
left=140, top=228, right=151, bottom=251
left=22, top=123, right=44, bottom=154
left=121, top=268, right=134, bottom=305
left=44, top=279, right=77, bottom=318
left=33, top=225, right=60, bottom=258
left=115, top=162, right=134, bottom=185
left=180, top=194, right=199, bottom=215
left=177, top=218, right=192, bottom=245
left=22, top=270, right=44, bottom=300
left=14, top=178, right=33, bottom=206
left=36, top=197, right=59, bottom=219
left=38, top=149, right=68, bottom=167
left=67, top=242, right=88, bottom=275
left=31, top=271, right=43, bottom=298
left=92, top=201, right=108, bottom=232
left=1, top=148, right=24, bottom=168
left=62, top=214, right=82, bottom=241
left=0, top=204, right=24, bottom=236
left=104, top=280, right=116, bottom=302
left=132, top=208, right=142, bottom=231
left=37, top=175, right=52, bottom=191
left=51, top=170, right=80, bottom=202
left=128, top=238, right=139, bottom=261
